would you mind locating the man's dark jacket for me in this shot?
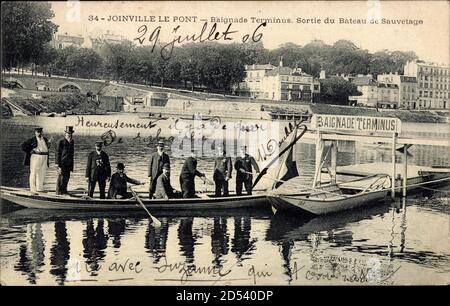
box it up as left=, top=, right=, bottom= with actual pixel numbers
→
left=154, top=173, right=175, bottom=199
left=148, top=152, right=170, bottom=178
left=85, top=151, right=111, bottom=181
left=21, top=136, right=50, bottom=167
left=56, top=137, right=74, bottom=172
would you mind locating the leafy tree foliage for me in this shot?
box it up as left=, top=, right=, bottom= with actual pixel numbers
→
left=319, top=77, right=361, bottom=105
left=1, top=2, right=58, bottom=69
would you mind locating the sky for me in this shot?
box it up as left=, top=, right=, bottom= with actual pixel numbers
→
left=50, top=1, right=449, bottom=65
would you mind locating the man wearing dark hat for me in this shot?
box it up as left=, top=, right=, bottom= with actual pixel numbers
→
left=85, top=141, right=111, bottom=199
left=148, top=140, right=170, bottom=198
left=21, top=127, right=51, bottom=193
left=213, top=144, right=232, bottom=197
left=234, top=145, right=260, bottom=196
left=179, top=149, right=206, bottom=198
left=55, top=126, right=75, bottom=195
left=108, top=162, right=144, bottom=199
left=154, top=163, right=179, bottom=199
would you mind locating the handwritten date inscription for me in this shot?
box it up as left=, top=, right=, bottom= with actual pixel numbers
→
left=135, top=22, right=267, bottom=60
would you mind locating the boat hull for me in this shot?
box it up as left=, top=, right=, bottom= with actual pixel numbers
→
left=268, top=189, right=388, bottom=215
left=0, top=186, right=269, bottom=211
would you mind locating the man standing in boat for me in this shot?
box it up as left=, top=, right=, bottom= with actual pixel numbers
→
left=85, top=141, right=111, bottom=199
left=21, top=127, right=51, bottom=193
left=148, top=141, right=170, bottom=198
left=154, top=163, right=180, bottom=199
left=179, top=148, right=207, bottom=198
left=108, top=162, right=144, bottom=199
left=55, top=126, right=75, bottom=195
left=234, top=145, right=260, bottom=196
left=213, top=144, right=232, bottom=197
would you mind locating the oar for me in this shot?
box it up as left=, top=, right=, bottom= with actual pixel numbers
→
left=129, top=186, right=161, bottom=228
left=200, top=176, right=214, bottom=185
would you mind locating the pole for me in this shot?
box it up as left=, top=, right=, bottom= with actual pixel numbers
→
left=313, top=131, right=323, bottom=188
left=129, top=187, right=161, bottom=228
left=331, top=140, right=338, bottom=183
left=391, top=132, right=397, bottom=200
left=403, top=144, right=408, bottom=197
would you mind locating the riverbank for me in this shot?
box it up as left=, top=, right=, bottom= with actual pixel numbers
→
left=2, top=84, right=449, bottom=123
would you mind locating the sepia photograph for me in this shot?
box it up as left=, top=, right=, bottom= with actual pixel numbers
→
left=0, top=0, right=449, bottom=290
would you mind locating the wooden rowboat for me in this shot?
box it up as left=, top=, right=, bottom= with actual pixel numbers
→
left=0, top=186, right=269, bottom=211
left=267, top=180, right=389, bottom=216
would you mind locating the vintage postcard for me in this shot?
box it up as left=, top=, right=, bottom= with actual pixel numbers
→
left=1, top=0, right=449, bottom=290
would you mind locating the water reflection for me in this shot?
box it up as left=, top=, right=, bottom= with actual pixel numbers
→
left=280, top=240, right=295, bottom=284
left=177, top=218, right=197, bottom=265
left=50, top=221, right=70, bottom=285
left=107, top=219, right=127, bottom=249
left=145, top=218, right=169, bottom=264
left=231, top=217, right=255, bottom=263
left=14, top=224, right=45, bottom=284
left=211, top=217, right=229, bottom=268
left=82, top=219, right=108, bottom=276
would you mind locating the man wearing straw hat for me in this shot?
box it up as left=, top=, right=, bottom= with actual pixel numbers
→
left=148, top=140, right=170, bottom=198
left=21, top=127, right=51, bottom=193
left=55, top=126, right=75, bottom=195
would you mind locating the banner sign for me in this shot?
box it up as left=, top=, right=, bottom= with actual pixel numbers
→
left=311, top=114, right=401, bottom=133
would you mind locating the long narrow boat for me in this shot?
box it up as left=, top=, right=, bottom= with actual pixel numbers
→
left=0, top=186, right=269, bottom=211
left=267, top=177, right=389, bottom=216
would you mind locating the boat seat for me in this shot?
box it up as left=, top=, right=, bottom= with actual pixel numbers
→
left=308, top=183, right=342, bottom=199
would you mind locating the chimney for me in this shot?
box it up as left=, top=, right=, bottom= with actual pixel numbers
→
left=320, top=70, right=326, bottom=79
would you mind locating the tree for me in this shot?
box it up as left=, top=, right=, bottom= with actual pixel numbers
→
left=99, top=41, right=135, bottom=81
left=179, top=44, right=201, bottom=91
left=319, top=77, right=361, bottom=105
left=1, top=2, right=58, bottom=70
left=65, top=48, right=103, bottom=79
left=34, top=43, right=58, bottom=76
left=238, top=41, right=269, bottom=65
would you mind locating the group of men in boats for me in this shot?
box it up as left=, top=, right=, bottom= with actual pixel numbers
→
left=21, top=126, right=261, bottom=200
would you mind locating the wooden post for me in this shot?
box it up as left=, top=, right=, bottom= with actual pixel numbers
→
left=403, top=144, right=408, bottom=197
left=330, top=140, right=338, bottom=183
left=313, top=131, right=323, bottom=188
left=391, top=132, right=397, bottom=199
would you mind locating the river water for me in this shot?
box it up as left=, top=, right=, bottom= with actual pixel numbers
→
left=1, top=115, right=449, bottom=285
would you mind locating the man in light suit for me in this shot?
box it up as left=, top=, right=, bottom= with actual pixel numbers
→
left=21, top=127, right=51, bottom=193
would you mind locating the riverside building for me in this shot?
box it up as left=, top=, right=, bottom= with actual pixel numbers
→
left=404, top=60, right=449, bottom=109
left=377, top=73, right=418, bottom=109
left=239, top=60, right=320, bottom=102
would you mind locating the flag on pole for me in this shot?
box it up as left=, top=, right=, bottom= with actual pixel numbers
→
left=272, top=126, right=299, bottom=189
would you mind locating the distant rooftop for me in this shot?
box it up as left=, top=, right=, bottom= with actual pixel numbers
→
left=245, top=64, right=276, bottom=71
left=266, top=67, right=292, bottom=76
left=378, top=83, right=398, bottom=89
left=351, top=76, right=377, bottom=86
